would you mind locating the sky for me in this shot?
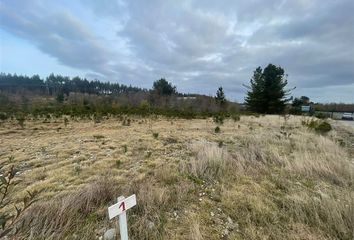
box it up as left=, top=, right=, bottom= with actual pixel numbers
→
left=0, top=0, right=353, bottom=103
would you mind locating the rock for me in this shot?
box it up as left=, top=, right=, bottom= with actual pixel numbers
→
left=227, top=217, right=233, bottom=224
left=104, top=228, right=116, bottom=240
left=210, top=212, right=215, bottom=217
left=199, top=198, right=202, bottom=201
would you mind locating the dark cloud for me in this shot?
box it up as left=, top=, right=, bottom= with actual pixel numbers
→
left=0, top=0, right=353, bottom=102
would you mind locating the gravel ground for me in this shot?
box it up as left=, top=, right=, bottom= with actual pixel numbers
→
left=337, top=120, right=354, bottom=130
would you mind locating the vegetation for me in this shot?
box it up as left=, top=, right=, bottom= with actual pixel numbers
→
left=302, top=119, right=332, bottom=134
left=212, top=114, right=225, bottom=125
left=0, top=115, right=352, bottom=239
left=0, top=73, right=240, bottom=120
left=152, top=78, right=176, bottom=96
left=0, top=69, right=352, bottom=239
left=244, top=64, right=292, bottom=114
left=0, top=164, right=38, bottom=238
left=214, top=126, right=221, bottom=133
left=215, top=86, right=226, bottom=107
left=0, top=73, right=145, bottom=95
left=290, top=96, right=311, bottom=114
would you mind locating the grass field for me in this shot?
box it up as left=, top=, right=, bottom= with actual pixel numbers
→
left=0, top=115, right=353, bottom=239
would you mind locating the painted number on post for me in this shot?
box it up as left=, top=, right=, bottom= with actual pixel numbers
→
left=108, top=194, right=136, bottom=219
left=119, top=201, right=126, bottom=211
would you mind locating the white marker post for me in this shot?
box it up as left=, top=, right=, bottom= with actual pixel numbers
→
left=108, top=194, right=137, bottom=240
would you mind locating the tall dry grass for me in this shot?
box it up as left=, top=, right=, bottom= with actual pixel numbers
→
left=181, top=117, right=354, bottom=239
left=17, top=177, right=116, bottom=239
left=184, top=141, right=230, bottom=180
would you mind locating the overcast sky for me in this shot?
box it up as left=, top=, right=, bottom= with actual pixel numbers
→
left=0, top=0, right=353, bottom=103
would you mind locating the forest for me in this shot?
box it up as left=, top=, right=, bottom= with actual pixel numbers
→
left=0, top=72, right=353, bottom=119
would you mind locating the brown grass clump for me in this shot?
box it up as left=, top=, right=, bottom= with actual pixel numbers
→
left=185, top=141, right=229, bottom=180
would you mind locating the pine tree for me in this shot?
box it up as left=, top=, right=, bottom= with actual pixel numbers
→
left=153, top=78, right=176, bottom=95
left=215, top=87, right=226, bottom=106
left=245, top=64, right=292, bottom=114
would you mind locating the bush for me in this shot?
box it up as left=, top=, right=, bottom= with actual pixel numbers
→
left=64, top=117, right=69, bottom=127
left=0, top=112, right=8, bottom=121
left=73, top=164, right=82, bottom=175
left=314, top=112, right=328, bottom=119
left=93, top=113, right=102, bottom=124
left=213, top=114, right=224, bottom=125
left=303, top=119, right=332, bottom=134
left=0, top=112, right=7, bottom=126
left=315, top=121, right=332, bottom=133
left=0, top=165, right=38, bottom=238
left=115, top=160, right=122, bottom=168
left=231, top=114, right=240, bottom=122
left=215, top=126, right=221, bottom=133
left=16, top=115, right=25, bottom=129
left=122, top=145, right=128, bottom=153
left=152, top=132, right=159, bottom=139
left=122, top=118, right=131, bottom=126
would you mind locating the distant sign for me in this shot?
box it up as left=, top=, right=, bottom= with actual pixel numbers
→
left=108, top=194, right=136, bottom=219
left=301, top=105, right=310, bottom=112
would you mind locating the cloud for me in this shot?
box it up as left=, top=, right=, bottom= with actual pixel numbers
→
left=0, top=0, right=353, bottom=102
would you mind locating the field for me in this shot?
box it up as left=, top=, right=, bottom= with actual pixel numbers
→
left=0, top=115, right=353, bottom=239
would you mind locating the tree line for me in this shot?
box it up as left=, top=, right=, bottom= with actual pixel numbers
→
left=1, top=64, right=352, bottom=117
left=0, top=73, right=146, bottom=96
left=0, top=74, right=238, bottom=118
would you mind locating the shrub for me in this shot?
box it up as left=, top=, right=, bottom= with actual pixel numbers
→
left=93, top=114, right=102, bottom=124
left=213, top=114, right=224, bottom=125
left=152, top=132, right=159, bottom=139
left=0, top=112, right=8, bottom=121
left=115, top=160, right=122, bottom=168
left=303, top=119, right=332, bottom=134
left=231, top=114, right=240, bottom=122
left=215, top=126, right=221, bottom=133
left=64, top=117, right=69, bottom=127
left=0, top=112, right=8, bottom=125
left=314, top=112, right=328, bottom=119
left=122, top=145, right=128, bottom=153
left=315, top=121, right=332, bottom=133
left=16, top=115, right=25, bottom=129
left=145, top=150, right=152, bottom=158
left=73, top=164, right=82, bottom=175
left=93, top=135, right=105, bottom=140
left=0, top=165, right=38, bottom=238
left=122, top=118, right=131, bottom=126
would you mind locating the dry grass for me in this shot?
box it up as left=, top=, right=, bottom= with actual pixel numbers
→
left=17, top=177, right=116, bottom=239
left=184, top=141, right=230, bottom=180
left=0, top=115, right=353, bottom=239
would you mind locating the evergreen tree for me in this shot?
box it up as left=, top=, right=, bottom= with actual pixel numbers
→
left=152, top=78, right=176, bottom=95
left=215, top=87, right=226, bottom=106
left=245, top=64, right=292, bottom=114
